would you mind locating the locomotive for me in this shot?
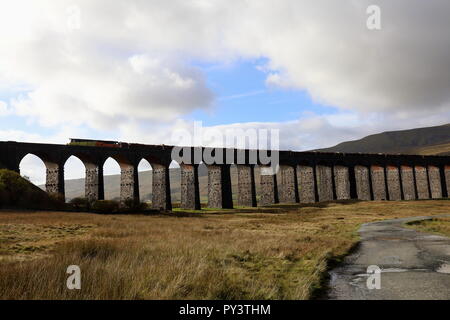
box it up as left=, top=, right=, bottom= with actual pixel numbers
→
left=68, top=138, right=127, bottom=148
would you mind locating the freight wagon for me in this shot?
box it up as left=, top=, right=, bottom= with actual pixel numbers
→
left=68, top=138, right=126, bottom=148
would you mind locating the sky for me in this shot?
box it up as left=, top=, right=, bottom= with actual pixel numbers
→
left=1, top=0, right=450, bottom=184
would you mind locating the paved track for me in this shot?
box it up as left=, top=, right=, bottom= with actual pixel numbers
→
left=327, top=215, right=450, bottom=300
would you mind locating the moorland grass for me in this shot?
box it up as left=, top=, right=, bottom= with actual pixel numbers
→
left=407, top=216, right=450, bottom=237
left=0, top=200, right=449, bottom=299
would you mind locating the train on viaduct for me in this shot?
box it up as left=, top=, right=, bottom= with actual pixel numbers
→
left=0, top=139, right=449, bottom=210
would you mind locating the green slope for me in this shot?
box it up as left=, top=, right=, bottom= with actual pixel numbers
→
left=0, top=169, right=64, bottom=209
left=316, top=123, right=450, bottom=154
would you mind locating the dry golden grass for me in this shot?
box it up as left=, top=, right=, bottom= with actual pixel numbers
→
left=0, top=200, right=449, bottom=300
left=408, top=216, right=450, bottom=237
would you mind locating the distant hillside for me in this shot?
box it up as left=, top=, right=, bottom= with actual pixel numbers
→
left=316, top=123, right=450, bottom=155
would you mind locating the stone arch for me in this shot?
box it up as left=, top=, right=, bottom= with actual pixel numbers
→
left=64, top=152, right=106, bottom=202
left=102, top=157, right=122, bottom=201
left=107, top=155, right=139, bottom=203
left=139, top=155, right=171, bottom=211
left=137, top=158, right=153, bottom=203
left=18, top=153, right=47, bottom=187
left=63, top=155, right=86, bottom=202
left=19, top=152, right=65, bottom=199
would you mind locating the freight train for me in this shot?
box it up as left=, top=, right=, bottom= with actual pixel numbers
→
left=68, top=138, right=126, bottom=148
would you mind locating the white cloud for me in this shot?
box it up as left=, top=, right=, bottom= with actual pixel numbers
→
left=2, top=0, right=450, bottom=130
left=117, top=110, right=450, bottom=152
left=1, top=0, right=450, bottom=185
left=0, top=101, right=9, bottom=115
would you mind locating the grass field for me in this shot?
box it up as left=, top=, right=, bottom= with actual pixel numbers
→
left=407, top=216, right=450, bottom=237
left=0, top=200, right=449, bottom=300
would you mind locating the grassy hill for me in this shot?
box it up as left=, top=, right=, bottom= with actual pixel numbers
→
left=0, top=169, right=64, bottom=209
left=59, top=123, right=449, bottom=201
left=316, top=123, right=450, bottom=155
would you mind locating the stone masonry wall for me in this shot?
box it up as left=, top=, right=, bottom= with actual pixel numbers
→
left=207, top=165, right=233, bottom=208
left=120, top=165, right=138, bottom=203
left=355, top=165, right=371, bottom=201
left=279, top=165, right=299, bottom=203
left=260, top=166, right=279, bottom=205
left=371, top=166, right=387, bottom=200
left=427, top=166, right=442, bottom=199
left=334, top=165, right=350, bottom=200
left=386, top=166, right=402, bottom=200
left=316, top=165, right=333, bottom=202
left=415, top=166, right=430, bottom=199
left=45, top=164, right=65, bottom=200
left=85, top=166, right=103, bottom=201
left=401, top=166, right=416, bottom=200
left=180, top=164, right=200, bottom=210
left=237, top=165, right=257, bottom=207
left=152, top=164, right=172, bottom=210
left=297, top=165, right=316, bottom=203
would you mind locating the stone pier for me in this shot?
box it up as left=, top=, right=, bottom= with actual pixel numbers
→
left=415, top=166, right=430, bottom=199
left=237, top=165, right=257, bottom=207
left=207, top=164, right=233, bottom=209
left=334, top=165, right=350, bottom=200
left=120, top=164, right=139, bottom=203
left=180, top=164, right=201, bottom=210
left=386, top=166, right=402, bottom=200
left=316, top=165, right=333, bottom=202
left=85, top=164, right=104, bottom=201
left=260, top=166, right=279, bottom=206
left=355, top=165, right=371, bottom=200
left=45, top=162, right=65, bottom=200
left=427, top=166, right=442, bottom=199
left=297, top=165, right=316, bottom=203
left=401, top=165, right=416, bottom=200
left=371, top=165, right=387, bottom=200
left=152, top=163, right=172, bottom=211
left=279, top=165, right=299, bottom=203
left=445, top=166, right=450, bottom=198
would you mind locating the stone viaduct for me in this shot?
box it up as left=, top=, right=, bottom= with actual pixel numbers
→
left=0, top=141, right=449, bottom=210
